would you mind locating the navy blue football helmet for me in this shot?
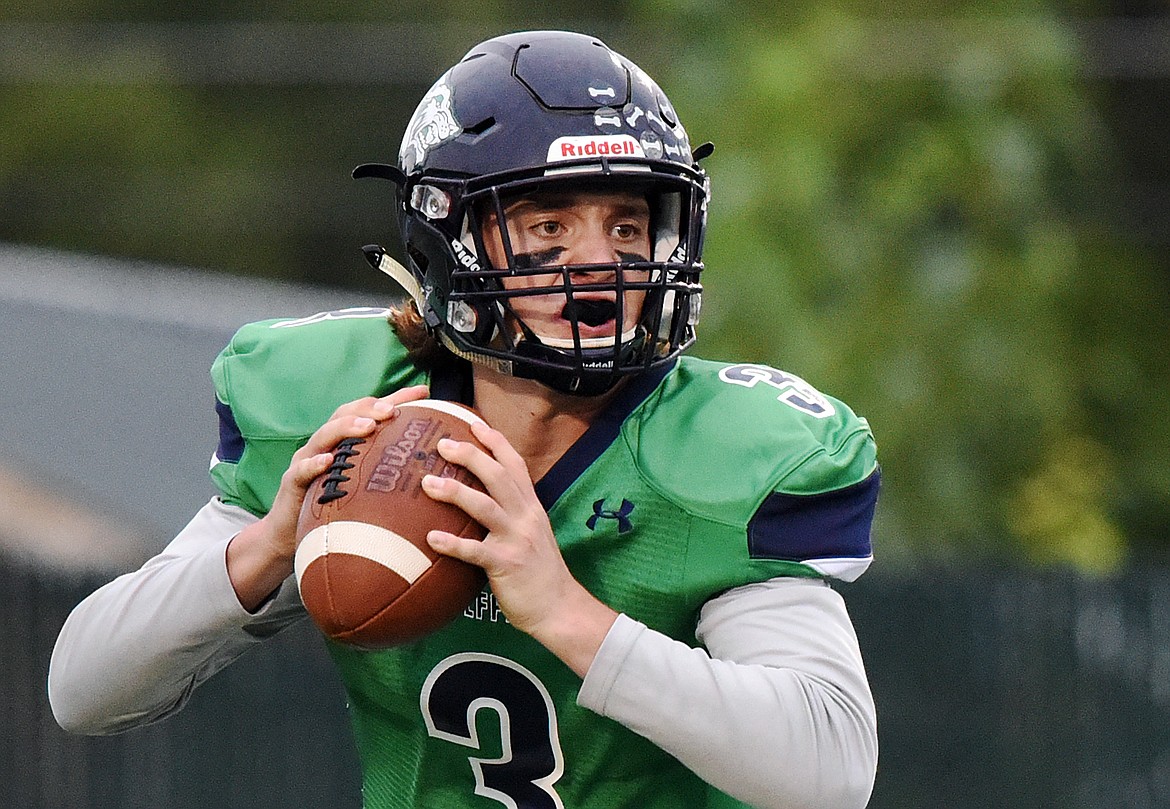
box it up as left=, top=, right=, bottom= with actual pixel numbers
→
left=356, top=30, right=711, bottom=395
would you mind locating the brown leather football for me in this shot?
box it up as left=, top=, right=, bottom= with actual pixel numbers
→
left=293, top=399, right=488, bottom=649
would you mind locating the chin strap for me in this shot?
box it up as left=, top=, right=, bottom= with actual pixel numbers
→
left=437, top=331, right=515, bottom=376
left=362, top=244, right=517, bottom=377
left=360, top=244, right=631, bottom=395
left=362, top=245, right=425, bottom=306
left=539, top=328, right=638, bottom=350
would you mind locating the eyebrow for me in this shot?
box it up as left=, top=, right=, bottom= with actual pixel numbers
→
left=504, top=195, right=650, bottom=217
left=506, top=196, right=573, bottom=213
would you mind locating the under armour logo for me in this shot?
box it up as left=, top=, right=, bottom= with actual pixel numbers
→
left=587, top=499, right=635, bottom=534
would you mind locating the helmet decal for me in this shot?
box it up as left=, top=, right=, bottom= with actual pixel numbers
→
left=400, top=76, right=462, bottom=173
left=546, top=135, right=644, bottom=162
left=594, top=107, right=623, bottom=129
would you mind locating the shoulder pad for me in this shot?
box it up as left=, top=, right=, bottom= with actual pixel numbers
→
left=209, top=308, right=425, bottom=515
left=629, top=357, right=878, bottom=520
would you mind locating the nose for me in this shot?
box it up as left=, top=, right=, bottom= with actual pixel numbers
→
left=566, top=225, right=618, bottom=269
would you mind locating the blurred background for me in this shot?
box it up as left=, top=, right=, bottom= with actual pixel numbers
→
left=2, top=1, right=1169, bottom=807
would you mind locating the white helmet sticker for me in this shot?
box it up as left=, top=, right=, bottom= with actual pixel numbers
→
left=400, top=76, right=462, bottom=170
left=546, top=135, right=645, bottom=163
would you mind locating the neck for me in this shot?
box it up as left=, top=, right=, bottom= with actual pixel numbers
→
left=472, top=370, right=624, bottom=482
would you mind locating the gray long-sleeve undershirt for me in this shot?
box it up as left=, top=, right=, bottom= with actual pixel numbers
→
left=49, top=497, right=877, bottom=809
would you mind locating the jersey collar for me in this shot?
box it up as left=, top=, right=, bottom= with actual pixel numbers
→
left=430, top=356, right=677, bottom=510
left=533, top=361, right=676, bottom=510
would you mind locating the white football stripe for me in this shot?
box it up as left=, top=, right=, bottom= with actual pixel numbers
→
left=294, top=521, right=434, bottom=590
left=397, top=399, right=485, bottom=428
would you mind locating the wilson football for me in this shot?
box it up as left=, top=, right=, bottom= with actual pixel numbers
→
left=293, top=399, right=488, bottom=649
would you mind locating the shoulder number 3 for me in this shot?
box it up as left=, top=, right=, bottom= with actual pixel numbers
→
left=421, top=653, right=566, bottom=809
left=719, top=363, right=836, bottom=419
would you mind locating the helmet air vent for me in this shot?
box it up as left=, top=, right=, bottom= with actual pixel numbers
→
left=465, top=117, right=496, bottom=136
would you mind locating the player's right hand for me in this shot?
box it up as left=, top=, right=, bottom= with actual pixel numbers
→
left=271, top=385, right=432, bottom=556
left=226, top=384, right=430, bottom=610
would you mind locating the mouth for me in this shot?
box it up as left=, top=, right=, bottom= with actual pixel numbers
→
left=530, top=296, right=626, bottom=349
left=562, top=297, right=618, bottom=328
left=513, top=291, right=640, bottom=349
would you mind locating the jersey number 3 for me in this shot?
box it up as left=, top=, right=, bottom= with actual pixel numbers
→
left=422, top=653, right=566, bottom=809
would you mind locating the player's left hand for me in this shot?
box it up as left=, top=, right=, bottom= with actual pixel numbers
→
left=422, top=421, right=618, bottom=676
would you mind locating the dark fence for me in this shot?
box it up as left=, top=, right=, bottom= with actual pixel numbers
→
left=847, top=568, right=1170, bottom=809
left=0, top=553, right=361, bottom=809
left=5, top=551, right=1170, bottom=809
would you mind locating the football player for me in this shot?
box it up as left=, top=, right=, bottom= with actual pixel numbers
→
left=50, top=30, right=880, bottom=809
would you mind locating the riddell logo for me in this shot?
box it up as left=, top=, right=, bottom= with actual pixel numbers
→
left=547, top=135, right=644, bottom=162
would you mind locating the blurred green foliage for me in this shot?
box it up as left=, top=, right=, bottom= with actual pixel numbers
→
left=1, top=3, right=1167, bottom=572
left=652, top=3, right=1170, bottom=572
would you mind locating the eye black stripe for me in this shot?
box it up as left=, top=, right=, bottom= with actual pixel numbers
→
left=512, top=247, right=566, bottom=269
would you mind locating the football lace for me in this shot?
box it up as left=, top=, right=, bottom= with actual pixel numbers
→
left=317, top=437, right=367, bottom=504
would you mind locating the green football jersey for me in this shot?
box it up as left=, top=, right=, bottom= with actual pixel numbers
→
left=210, top=308, right=879, bottom=809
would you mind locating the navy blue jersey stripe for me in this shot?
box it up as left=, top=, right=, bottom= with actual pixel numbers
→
left=215, top=398, right=246, bottom=464
left=533, top=361, right=676, bottom=510
left=747, top=467, right=880, bottom=563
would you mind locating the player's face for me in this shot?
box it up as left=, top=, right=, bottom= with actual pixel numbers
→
left=480, top=190, right=652, bottom=344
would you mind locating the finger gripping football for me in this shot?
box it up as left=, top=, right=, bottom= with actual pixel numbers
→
left=294, top=399, right=488, bottom=649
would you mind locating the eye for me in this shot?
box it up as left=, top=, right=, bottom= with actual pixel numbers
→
left=612, top=221, right=646, bottom=241
left=533, top=220, right=563, bottom=238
